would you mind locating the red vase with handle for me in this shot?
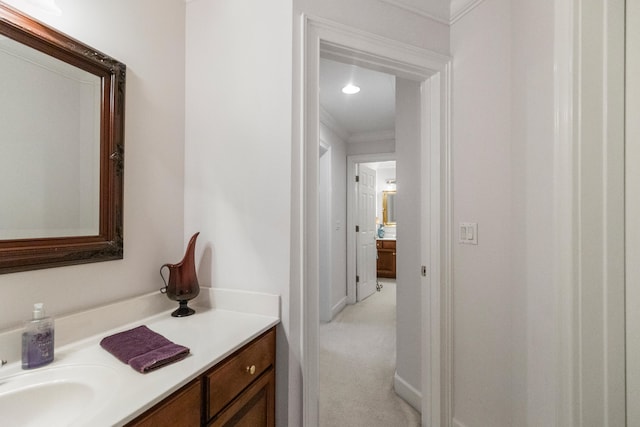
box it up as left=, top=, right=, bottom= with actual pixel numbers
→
left=160, top=232, right=200, bottom=317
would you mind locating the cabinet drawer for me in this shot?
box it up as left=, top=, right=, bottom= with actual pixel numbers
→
left=206, top=329, right=275, bottom=420
left=381, top=240, right=396, bottom=249
left=208, top=369, right=275, bottom=427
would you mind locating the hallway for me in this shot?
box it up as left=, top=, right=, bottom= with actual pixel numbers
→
left=319, top=280, right=420, bottom=426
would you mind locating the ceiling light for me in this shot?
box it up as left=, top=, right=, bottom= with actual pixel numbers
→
left=342, top=84, right=360, bottom=95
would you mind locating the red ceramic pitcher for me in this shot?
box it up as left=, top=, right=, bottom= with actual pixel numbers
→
left=160, top=232, right=200, bottom=317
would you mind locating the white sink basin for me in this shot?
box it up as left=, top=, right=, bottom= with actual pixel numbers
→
left=0, top=364, right=122, bottom=426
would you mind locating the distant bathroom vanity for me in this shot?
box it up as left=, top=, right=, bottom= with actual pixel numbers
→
left=376, top=239, right=396, bottom=279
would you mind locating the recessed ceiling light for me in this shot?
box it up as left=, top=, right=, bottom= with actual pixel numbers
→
left=342, top=84, right=360, bottom=95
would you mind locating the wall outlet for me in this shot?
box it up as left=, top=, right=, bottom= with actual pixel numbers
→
left=459, top=222, right=478, bottom=245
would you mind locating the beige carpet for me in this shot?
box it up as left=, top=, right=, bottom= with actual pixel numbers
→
left=319, top=280, right=421, bottom=427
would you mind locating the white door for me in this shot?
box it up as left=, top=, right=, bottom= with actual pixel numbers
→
left=356, top=164, right=377, bottom=302
left=627, top=1, right=640, bottom=424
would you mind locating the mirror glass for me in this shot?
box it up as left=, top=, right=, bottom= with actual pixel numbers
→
left=0, top=36, right=101, bottom=239
left=382, top=190, right=396, bottom=226
left=0, top=3, right=125, bottom=273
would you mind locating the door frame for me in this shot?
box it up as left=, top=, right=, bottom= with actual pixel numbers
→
left=299, top=15, right=452, bottom=427
left=347, top=154, right=396, bottom=305
left=318, top=140, right=332, bottom=322
left=553, top=0, right=626, bottom=424
left=627, top=1, right=640, bottom=424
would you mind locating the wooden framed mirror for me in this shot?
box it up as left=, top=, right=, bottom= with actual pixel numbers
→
left=382, top=190, right=396, bottom=226
left=0, top=3, right=125, bottom=273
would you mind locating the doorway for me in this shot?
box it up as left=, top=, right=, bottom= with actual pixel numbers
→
left=300, top=16, right=452, bottom=427
left=347, top=158, right=398, bottom=304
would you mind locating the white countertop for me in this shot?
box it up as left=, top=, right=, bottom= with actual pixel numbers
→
left=0, top=289, right=280, bottom=426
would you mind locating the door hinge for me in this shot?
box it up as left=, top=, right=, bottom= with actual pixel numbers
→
left=355, top=225, right=360, bottom=232
left=356, top=275, right=360, bottom=283
left=355, top=175, right=360, bottom=182
left=421, top=266, right=427, bottom=277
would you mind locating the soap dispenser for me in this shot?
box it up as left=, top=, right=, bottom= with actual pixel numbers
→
left=22, top=303, right=54, bottom=369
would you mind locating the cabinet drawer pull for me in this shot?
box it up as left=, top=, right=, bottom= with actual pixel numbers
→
left=246, top=365, right=256, bottom=375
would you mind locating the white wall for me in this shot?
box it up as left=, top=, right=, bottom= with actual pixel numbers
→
left=184, top=0, right=293, bottom=425
left=347, top=139, right=395, bottom=156
left=510, top=0, right=557, bottom=425
left=0, top=0, right=186, bottom=331
left=320, top=124, right=348, bottom=319
left=395, top=78, right=422, bottom=399
left=450, top=1, right=573, bottom=425
left=450, top=0, right=515, bottom=425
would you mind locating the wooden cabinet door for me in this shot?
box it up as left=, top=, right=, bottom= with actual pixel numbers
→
left=208, top=369, right=275, bottom=427
left=376, top=240, right=396, bottom=278
left=125, top=379, right=201, bottom=427
left=125, top=327, right=276, bottom=427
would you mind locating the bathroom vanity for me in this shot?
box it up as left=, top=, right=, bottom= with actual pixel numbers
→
left=126, top=327, right=275, bottom=426
left=0, top=288, right=279, bottom=427
left=376, top=239, right=396, bottom=278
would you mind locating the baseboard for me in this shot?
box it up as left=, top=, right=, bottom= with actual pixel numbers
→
left=331, top=296, right=347, bottom=319
left=452, top=418, right=469, bottom=427
left=393, top=371, right=422, bottom=413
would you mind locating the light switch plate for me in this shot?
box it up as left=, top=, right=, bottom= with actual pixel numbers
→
left=459, top=222, right=478, bottom=245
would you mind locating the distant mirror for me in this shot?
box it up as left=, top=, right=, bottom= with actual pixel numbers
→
left=382, top=190, right=396, bottom=226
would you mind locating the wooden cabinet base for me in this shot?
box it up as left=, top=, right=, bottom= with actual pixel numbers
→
left=125, top=327, right=276, bottom=427
left=125, top=380, right=201, bottom=427
left=376, top=240, right=396, bottom=278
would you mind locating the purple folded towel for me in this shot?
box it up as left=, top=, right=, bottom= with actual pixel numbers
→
left=100, top=325, right=190, bottom=373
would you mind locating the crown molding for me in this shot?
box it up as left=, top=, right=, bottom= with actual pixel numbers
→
left=319, top=107, right=395, bottom=145
left=450, top=0, right=486, bottom=24
left=348, top=129, right=395, bottom=144
left=377, top=0, right=449, bottom=25
left=319, top=106, right=350, bottom=142
left=377, top=0, right=488, bottom=25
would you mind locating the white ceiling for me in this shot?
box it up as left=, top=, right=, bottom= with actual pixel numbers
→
left=319, top=58, right=396, bottom=141
left=318, top=0, right=480, bottom=142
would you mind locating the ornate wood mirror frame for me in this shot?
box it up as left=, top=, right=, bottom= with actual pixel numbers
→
left=0, top=3, right=125, bottom=273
